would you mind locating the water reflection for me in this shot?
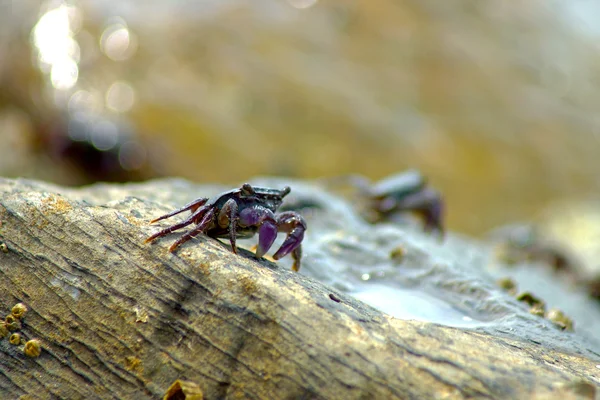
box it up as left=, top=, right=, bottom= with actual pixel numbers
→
left=68, top=90, right=103, bottom=115
left=100, top=18, right=137, bottom=61
left=90, top=120, right=119, bottom=151
left=50, top=58, right=79, bottom=90
left=106, top=81, right=136, bottom=113
left=351, top=284, right=488, bottom=328
left=23, top=1, right=151, bottom=183
left=32, top=3, right=80, bottom=90
left=287, top=0, right=319, bottom=10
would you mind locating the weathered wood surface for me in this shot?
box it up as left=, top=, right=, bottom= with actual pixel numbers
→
left=0, top=177, right=598, bottom=400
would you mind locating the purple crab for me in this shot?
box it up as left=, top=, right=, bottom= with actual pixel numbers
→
left=366, top=170, right=444, bottom=237
left=145, top=183, right=306, bottom=271
left=326, top=169, right=444, bottom=237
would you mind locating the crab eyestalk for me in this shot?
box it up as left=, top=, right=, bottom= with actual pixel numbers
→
left=241, top=183, right=255, bottom=196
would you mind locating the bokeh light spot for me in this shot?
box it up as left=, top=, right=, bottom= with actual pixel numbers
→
left=119, top=141, right=147, bottom=171
left=68, top=90, right=103, bottom=114
left=287, top=0, right=319, bottom=9
left=67, top=113, right=91, bottom=142
left=50, top=58, right=78, bottom=90
left=106, top=81, right=136, bottom=113
left=91, top=120, right=119, bottom=151
left=32, top=3, right=80, bottom=90
left=100, top=22, right=137, bottom=61
left=33, top=6, right=71, bottom=64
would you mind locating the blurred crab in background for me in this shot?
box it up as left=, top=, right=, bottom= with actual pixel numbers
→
left=146, top=183, right=307, bottom=271
left=324, top=169, right=445, bottom=237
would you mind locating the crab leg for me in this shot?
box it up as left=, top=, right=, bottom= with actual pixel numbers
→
left=168, top=208, right=216, bottom=252
left=150, top=197, right=209, bottom=224
left=218, top=198, right=239, bottom=254
left=394, top=188, right=444, bottom=237
left=273, top=211, right=306, bottom=272
left=145, top=205, right=210, bottom=244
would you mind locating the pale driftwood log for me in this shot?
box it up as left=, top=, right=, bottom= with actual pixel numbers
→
left=0, top=177, right=597, bottom=400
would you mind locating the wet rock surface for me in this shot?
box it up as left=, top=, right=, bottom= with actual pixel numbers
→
left=0, top=176, right=599, bottom=399
left=253, top=176, right=600, bottom=358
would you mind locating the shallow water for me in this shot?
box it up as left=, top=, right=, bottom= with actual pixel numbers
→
left=351, top=284, right=489, bottom=328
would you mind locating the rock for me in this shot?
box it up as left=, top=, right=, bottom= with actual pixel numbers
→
left=0, top=177, right=598, bottom=399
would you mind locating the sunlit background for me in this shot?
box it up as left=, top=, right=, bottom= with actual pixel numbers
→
left=1, top=0, right=600, bottom=237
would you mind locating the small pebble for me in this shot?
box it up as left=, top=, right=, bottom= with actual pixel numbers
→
left=389, top=246, right=405, bottom=263
left=5, top=315, right=21, bottom=331
left=516, top=292, right=546, bottom=316
left=24, top=339, right=42, bottom=358
left=329, top=293, right=341, bottom=303
left=9, top=333, right=21, bottom=345
left=529, top=304, right=546, bottom=317
left=163, top=379, right=203, bottom=400
left=0, top=322, right=9, bottom=338
left=516, top=292, right=544, bottom=308
left=11, top=303, right=27, bottom=319
left=497, top=277, right=517, bottom=295
left=546, top=308, right=574, bottom=331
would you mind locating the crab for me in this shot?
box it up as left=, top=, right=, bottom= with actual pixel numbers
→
left=145, top=183, right=307, bottom=271
left=365, top=170, right=444, bottom=236
left=324, top=169, right=444, bottom=237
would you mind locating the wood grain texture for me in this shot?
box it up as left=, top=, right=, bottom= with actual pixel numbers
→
left=0, top=178, right=597, bottom=400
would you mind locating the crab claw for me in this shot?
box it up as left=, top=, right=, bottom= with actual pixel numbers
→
left=256, top=221, right=278, bottom=259
left=273, top=212, right=306, bottom=271
left=272, top=229, right=303, bottom=260
left=238, top=206, right=278, bottom=259
left=397, top=187, right=444, bottom=238
left=422, top=189, right=444, bottom=237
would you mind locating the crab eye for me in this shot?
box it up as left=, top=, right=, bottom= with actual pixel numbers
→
left=281, top=186, right=291, bottom=197
left=241, top=183, right=255, bottom=196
